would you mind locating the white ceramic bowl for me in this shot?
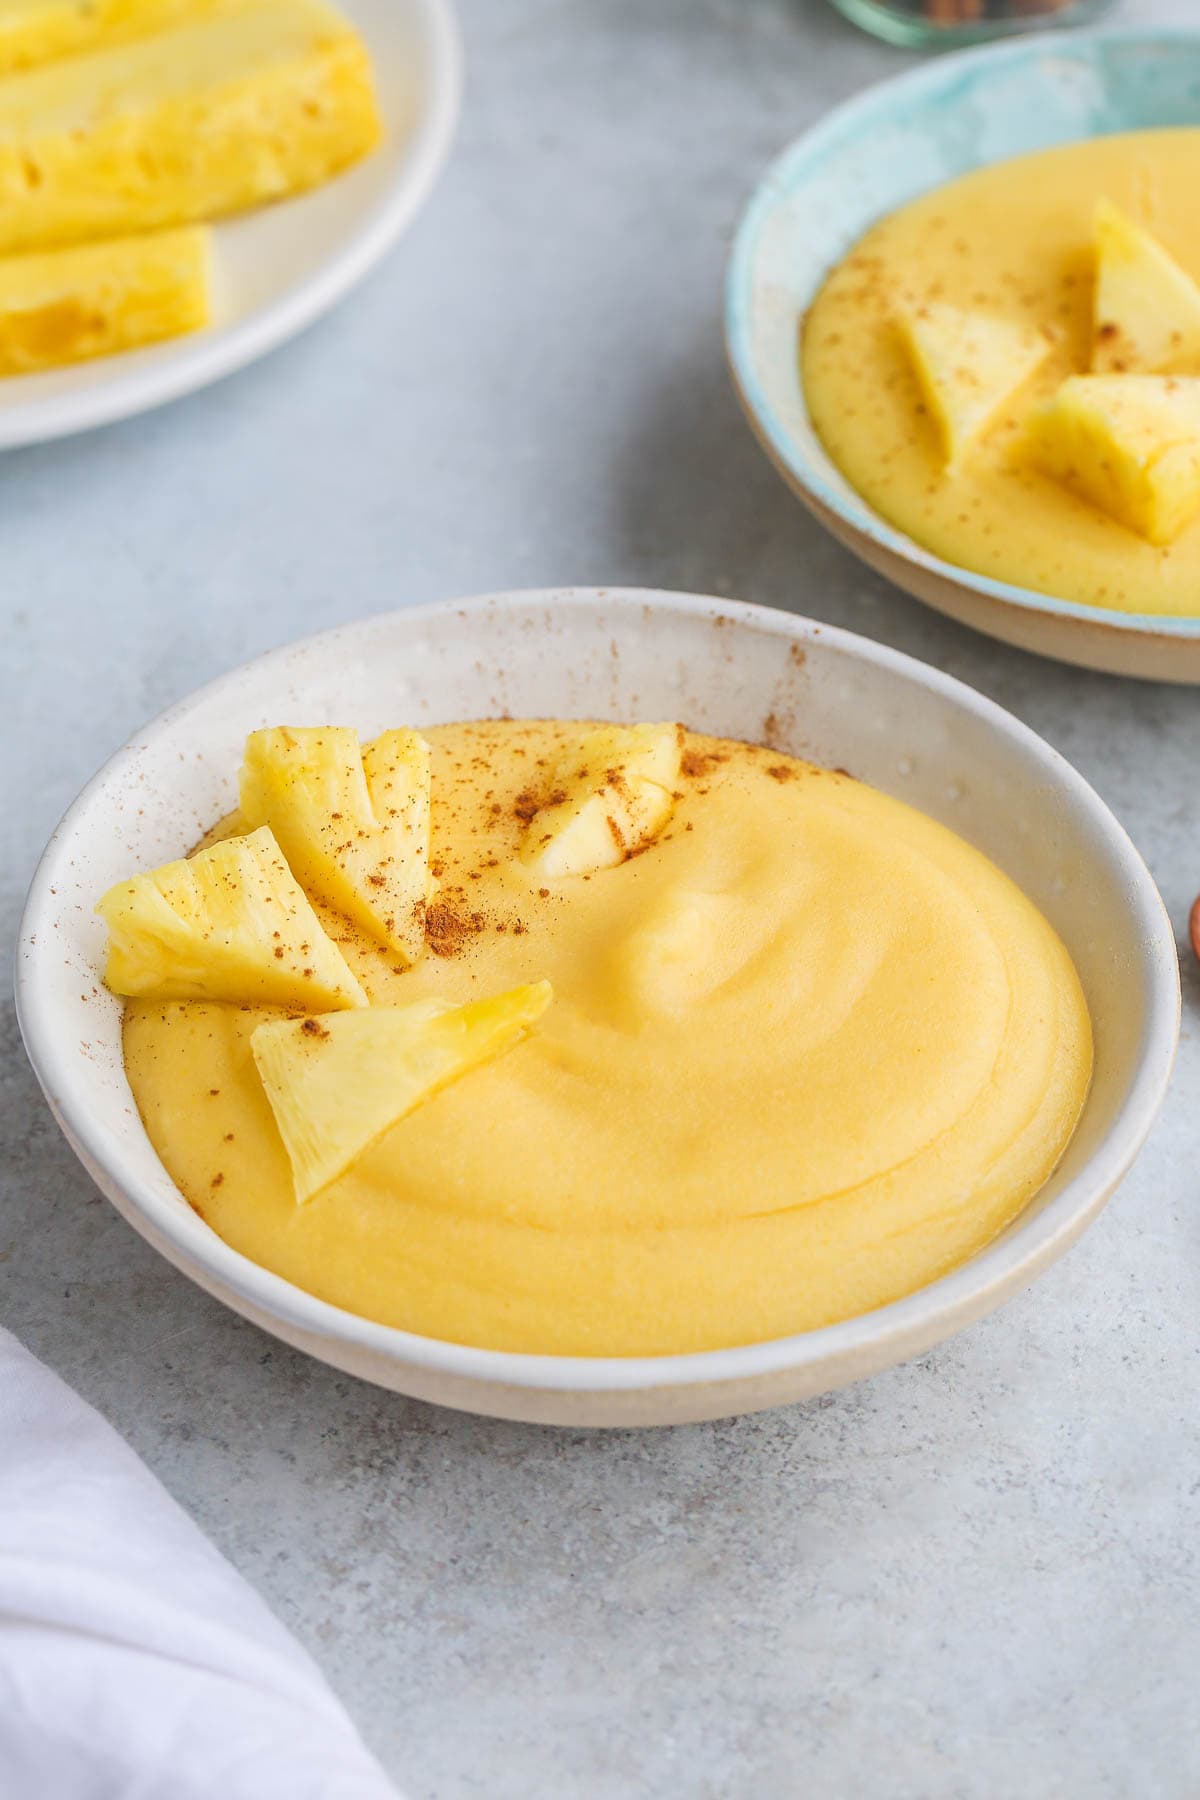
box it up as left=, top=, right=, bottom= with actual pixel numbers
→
left=16, top=590, right=1180, bottom=1425
left=0, top=0, right=461, bottom=449
left=726, top=28, right=1200, bottom=681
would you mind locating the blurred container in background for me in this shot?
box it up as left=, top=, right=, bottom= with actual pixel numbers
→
left=827, top=0, right=1116, bottom=47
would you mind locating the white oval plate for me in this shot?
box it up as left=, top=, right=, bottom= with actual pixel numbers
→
left=15, top=590, right=1181, bottom=1425
left=0, top=0, right=461, bottom=450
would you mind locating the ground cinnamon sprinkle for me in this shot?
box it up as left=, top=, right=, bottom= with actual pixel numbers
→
left=765, top=764, right=794, bottom=783
left=426, top=897, right=488, bottom=958
left=300, top=1017, right=330, bottom=1040
left=680, top=748, right=727, bottom=778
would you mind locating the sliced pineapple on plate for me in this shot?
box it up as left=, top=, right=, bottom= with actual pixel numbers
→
left=0, top=226, right=210, bottom=377
left=1092, top=197, right=1200, bottom=376
left=0, top=0, right=240, bottom=78
left=520, top=722, right=682, bottom=879
left=252, top=981, right=554, bottom=1203
left=238, top=725, right=433, bottom=965
left=97, top=825, right=367, bottom=1010
left=1029, top=373, right=1200, bottom=546
left=896, top=299, right=1051, bottom=469
left=0, top=0, right=382, bottom=256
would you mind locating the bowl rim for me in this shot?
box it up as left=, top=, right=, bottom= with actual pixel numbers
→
left=15, top=588, right=1182, bottom=1393
left=725, top=24, right=1200, bottom=641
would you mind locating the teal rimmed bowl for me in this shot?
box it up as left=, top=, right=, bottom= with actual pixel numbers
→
left=726, top=29, right=1200, bottom=682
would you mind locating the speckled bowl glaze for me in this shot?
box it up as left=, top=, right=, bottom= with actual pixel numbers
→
left=16, top=591, right=1180, bottom=1425
left=726, top=29, right=1200, bottom=682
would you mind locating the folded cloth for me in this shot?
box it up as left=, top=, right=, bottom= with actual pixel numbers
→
left=0, top=1325, right=397, bottom=1800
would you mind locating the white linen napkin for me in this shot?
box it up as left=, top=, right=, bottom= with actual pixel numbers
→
left=0, top=1325, right=398, bottom=1799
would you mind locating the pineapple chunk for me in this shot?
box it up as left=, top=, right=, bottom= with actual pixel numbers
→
left=521, top=722, right=682, bottom=879
left=1030, top=374, right=1200, bottom=546
left=1092, top=197, right=1200, bottom=375
left=252, top=982, right=553, bottom=1203
left=0, top=0, right=241, bottom=78
left=238, top=726, right=433, bottom=966
left=0, top=225, right=208, bottom=376
left=897, top=299, right=1050, bottom=468
left=97, top=824, right=367, bottom=1010
left=0, top=0, right=382, bottom=256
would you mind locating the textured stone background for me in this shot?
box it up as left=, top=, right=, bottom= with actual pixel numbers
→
left=3, top=1, right=1198, bottom=1794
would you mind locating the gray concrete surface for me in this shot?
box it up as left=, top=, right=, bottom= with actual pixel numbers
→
left=3, top=1, right=1198, bottom=1794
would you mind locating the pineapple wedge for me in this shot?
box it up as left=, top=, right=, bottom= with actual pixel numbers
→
left=1092, top=197, right=1200, bottom=375
left=238, top=726, right=433, bottom=965
left=0, top=0, right=382, bottom=256
left=897, top=299, right=1050, bottom=468
left=97, top=825, right=367, bottom=1010
left=252, top=982, right=553, bottom=1203
left=0, top=0, right=239, bottom=78
left=521, top=722, right=682, bottom=879
left=0, top=225, right=208, bottom=376
left=1030, top=374, right=1200, bottom=546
